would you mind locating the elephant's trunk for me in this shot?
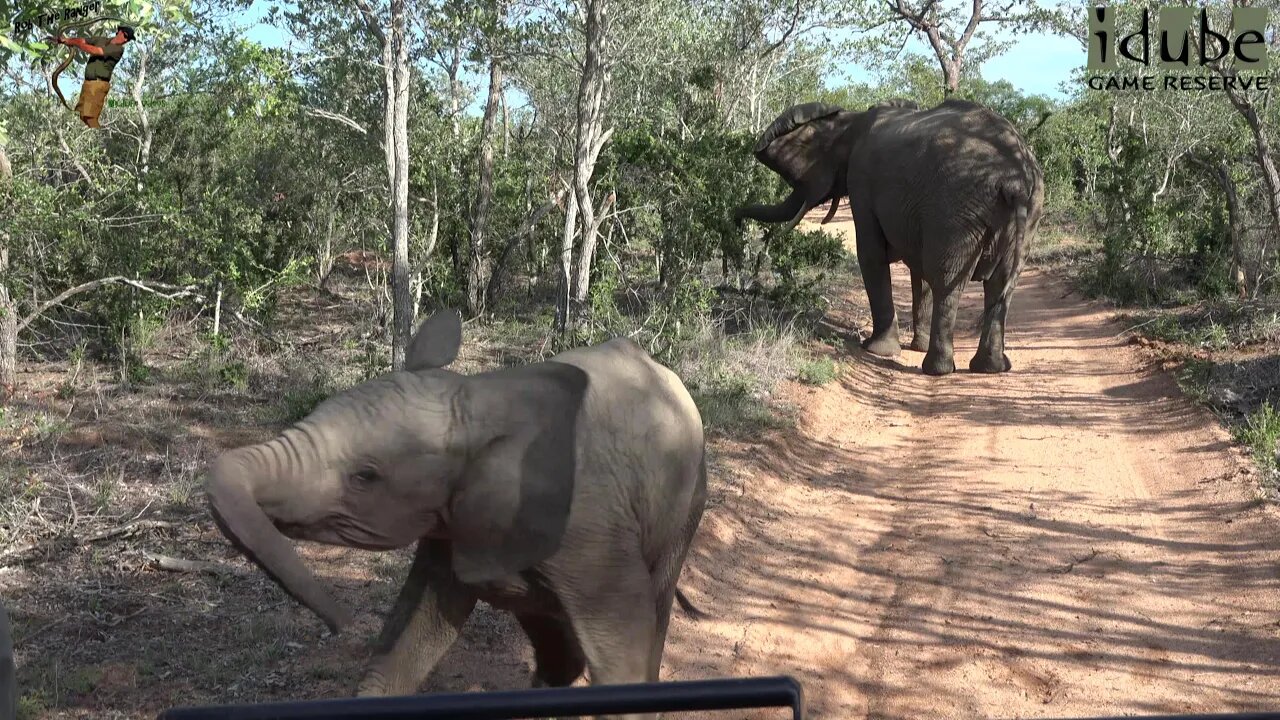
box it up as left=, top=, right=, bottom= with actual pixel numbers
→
left=734, top=189, right=809, bottom=225
left=206, top=447, right=353, bottom=634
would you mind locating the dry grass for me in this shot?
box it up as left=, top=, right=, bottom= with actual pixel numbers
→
left=0, top=271, right=422, bottom=718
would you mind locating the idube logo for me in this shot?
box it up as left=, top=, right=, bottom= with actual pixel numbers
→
left=1087, top=5, right=1270, bottom=91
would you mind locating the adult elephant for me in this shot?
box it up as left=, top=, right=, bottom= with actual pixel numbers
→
left=205, top=310, right=707, bottom=718
left=737, top=98, right=1044, bottom=376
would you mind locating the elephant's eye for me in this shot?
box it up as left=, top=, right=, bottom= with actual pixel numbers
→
left=351, top=469, right=381, bottom=485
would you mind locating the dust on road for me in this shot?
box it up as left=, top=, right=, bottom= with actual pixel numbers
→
left=424, top=210, right=1280, bottom=719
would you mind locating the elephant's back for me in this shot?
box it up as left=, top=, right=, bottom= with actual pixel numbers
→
left=551, top=338, right=703, bottom=447
left=548, top=339, right=706, bottom=551
left=883, top=102, right=1039, bottom=198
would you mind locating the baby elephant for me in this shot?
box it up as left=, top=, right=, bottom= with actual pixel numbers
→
left=205, top=309, right=707, bottom=719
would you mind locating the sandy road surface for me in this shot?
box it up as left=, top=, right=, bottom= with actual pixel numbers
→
left=421, top=212, right=1280, bottom=719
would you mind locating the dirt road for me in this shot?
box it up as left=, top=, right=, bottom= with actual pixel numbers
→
left=663, top=213, right=1280, bottom=718
left=426, top=215, right=1280, bottom=718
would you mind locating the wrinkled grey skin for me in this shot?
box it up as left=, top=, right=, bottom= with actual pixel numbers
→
left=0, top=600, right=15, bottom=720
left=732, top=99, right=920, bottom=232
left=846, top=99, right=1044, bottom=375
left=205, top=309, right=707, bottom=719
left=737, top=98, right=1044, bottom=376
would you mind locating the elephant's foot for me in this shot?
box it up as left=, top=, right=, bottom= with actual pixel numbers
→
left=908, top=335, right=930, bottom=353
left=969, top=352, right=1012, bottom=374
left=861, top=330, right=901, bottom=358
left=355, top=673, right=387, bottom=697
left=356, top=663, right=421, bottom=697
left=922, top=351, right=956, bottom=376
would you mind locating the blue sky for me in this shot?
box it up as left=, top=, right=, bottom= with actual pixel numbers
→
left=237, top=4, right=1084, bottom=103
left=967, top=32, right=1084, bottom=98
left=834, top=24, right=1086, bottom=99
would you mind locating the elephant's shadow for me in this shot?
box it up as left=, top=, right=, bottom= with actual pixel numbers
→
left=812, top=315, right=864, bottom=348
left=814, top=317, right=923, bottom=375
left=850, top=347, right=920, bottom=374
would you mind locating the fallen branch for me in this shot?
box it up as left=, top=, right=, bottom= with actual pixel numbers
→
left=1051, top=548, right=1099, bottom=575
left=0, top=518, right=180, bottom=567
left=1115, top=316, right=1162, bottom=338
left=143, top=552, right=248, bottom=576
left=485, top=189, right=570, bottom=307
left=231, top=309, right=276, bottom=344
left=18, top=277, right=205, bottom=333
left=295, top=330, right=344, bottom=347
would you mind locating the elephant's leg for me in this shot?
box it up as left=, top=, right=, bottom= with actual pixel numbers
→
left=357, top=540, right=478, bottom=697
left=922, top=281, right=967, bottom=376
left=970, top=264, right=1021, bottom=373
left=562, top=559, right=659, bottom=720
left=647, top=494, right=706, bottom=683
left=855, top=221, right=900, bottom=357
left=909, top=271, right=932, bottom=352
left=517, top=613, right=586, bottom=688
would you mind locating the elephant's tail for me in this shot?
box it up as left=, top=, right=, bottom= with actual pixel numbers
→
left=675, top=587, right=709, bottom=620
left=979, top=182, right=1037, bottom=327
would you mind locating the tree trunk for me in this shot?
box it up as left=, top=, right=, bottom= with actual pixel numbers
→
left=564, top=0, right=611, bottom=314
left=446, top=47, right=464, bottom=284
left=573, top=191, right=615, bottom=303
left=0, top=149, right=13, bottom=398
left=380, top=28, right=396, bottom=207
left=448, top=48, right=463, bottom=141
left=428, top=179, right=440, bottom=259
left=941, top=59, right=959, bottom=96
left=1199, top=53, right=1280, bottom=274
left=0, top=249, right=16, bottom=400
left=1223, top=88, right=1280, bottom=269
left=466, top=55, right=504, bottom=317
left=413, top=180, right=439, bottom=320
left=501, top=88, right=509, bottom=161
left=556, top=192, right=579, bottom=336
left=130, top=46, right=153, bottom=188
left=213, top=284, right=223, bottom=338
left=318, top=206, right=336, bottom=291
left=1215, top=162, right=1251, bottom=298
left=389, top=0, right=413, bottom=370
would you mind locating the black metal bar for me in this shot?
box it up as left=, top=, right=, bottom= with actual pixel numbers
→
left=157, top=675, right=804, bottom=720
left=1046, top=716, right=1280, bottom=720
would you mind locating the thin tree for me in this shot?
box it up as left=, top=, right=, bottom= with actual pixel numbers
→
left=880, top=0, right=1027, bottom=96
left=353, top=0, right=414, bottom=369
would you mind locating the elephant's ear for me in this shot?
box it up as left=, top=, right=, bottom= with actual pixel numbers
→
left=448, top=361, right=589, bottom=584
left=405, top=308, right=463, bottom=370
left=754, top=102, right=844, bottom=154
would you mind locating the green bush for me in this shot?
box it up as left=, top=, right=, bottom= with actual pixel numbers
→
left=219, top=360, right=250, bottom=389
left=797, top=356, right=840, bottom=385
left=281, top=383, right=331, bottom=424
left=605, top=125, right=796, bottom=284
left=1234, top=401, right=1280, bottom=478
left=689, top=370, right=790, bottom=435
